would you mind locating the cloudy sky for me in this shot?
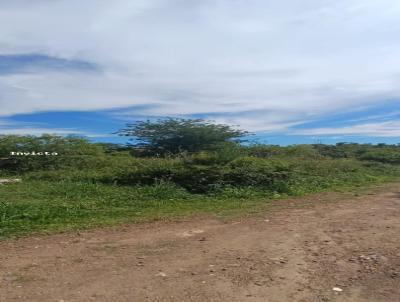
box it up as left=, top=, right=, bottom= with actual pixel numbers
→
left=0, top=0, right=399, bottom=144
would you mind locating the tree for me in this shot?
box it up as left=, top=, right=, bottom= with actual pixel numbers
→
left=117, top=118, right=250, bottom=155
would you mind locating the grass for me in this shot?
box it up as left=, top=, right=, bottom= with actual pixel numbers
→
left=1, top=168, right=398, bottom=239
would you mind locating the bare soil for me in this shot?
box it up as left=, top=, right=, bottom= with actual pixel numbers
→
left=1, top=183, right=400, bottom=302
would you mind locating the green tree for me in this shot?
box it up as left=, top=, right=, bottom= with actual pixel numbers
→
left=117, top=118, right=250, bottom=155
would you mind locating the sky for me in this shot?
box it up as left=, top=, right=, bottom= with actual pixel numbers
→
left=0, top=0, right=399, bottom=145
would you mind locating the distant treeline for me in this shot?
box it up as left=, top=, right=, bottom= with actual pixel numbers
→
left=0, top=133, right=399, bottom=194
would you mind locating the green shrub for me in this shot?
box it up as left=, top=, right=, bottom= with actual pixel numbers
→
left=170, top=164, right=224, bottom=193
left=0, top=135, right=106, bottom=173
left=224, top=157, right=291, bottom=188
left=359, top=149, right=400, bottom=164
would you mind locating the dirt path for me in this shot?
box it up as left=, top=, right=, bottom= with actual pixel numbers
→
left=1, top=184, right=400, bottom=302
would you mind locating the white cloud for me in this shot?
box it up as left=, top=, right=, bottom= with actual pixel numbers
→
left=0, top=119, right=97, bottom=136
left=295, top=121, right=400, bottom=137
left=0, top=0, right=400, bottom=131
left=0, top=127, right=86, bottom=136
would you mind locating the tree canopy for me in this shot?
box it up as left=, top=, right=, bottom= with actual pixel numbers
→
left=117, top=118, right=250, bottom=155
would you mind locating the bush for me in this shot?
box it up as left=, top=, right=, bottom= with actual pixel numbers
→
left=0, top=135, right=105, bottom=173
left=359, top=149, right=400, bottom=164
left=224, top=157, right=292, bottom=188
left=248, top=144, right=322, bottom=159
left=95, top=157, right=184, bottom=185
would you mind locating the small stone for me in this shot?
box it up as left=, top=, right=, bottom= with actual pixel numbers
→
left=332, top=287, right=343, bottom=292
left=155, top=272, right=167, bottom=277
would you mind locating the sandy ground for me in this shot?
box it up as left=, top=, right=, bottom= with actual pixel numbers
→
left=1, top=183, right=400, bottom=302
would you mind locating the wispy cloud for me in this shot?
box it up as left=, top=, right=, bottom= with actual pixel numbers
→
left=295, top=121, right=400, bottom=137
left=0, top=119, right=99, bottom=136
left=347, top=111, right=400, bottom=123
left=0, top=54, right=99, bottom=75
left=0, top=127, right=85, bottom=136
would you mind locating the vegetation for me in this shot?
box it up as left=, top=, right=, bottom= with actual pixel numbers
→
left=117, top=118, right=249, bottom=155
left=0, top=119, right=399, bottom=238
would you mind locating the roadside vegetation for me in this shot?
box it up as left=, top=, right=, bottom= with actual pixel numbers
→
left=1, top=118, right=399, bottom=238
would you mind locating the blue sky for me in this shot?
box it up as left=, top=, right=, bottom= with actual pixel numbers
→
left=0, top=0, right=399, bottom=145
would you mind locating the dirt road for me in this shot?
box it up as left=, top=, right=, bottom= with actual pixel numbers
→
left=1, top=184, right=400, bottom=302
